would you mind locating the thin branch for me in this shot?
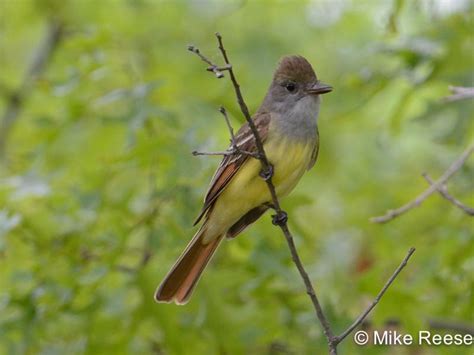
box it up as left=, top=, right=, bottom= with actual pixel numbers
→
left=192, top=150, right=234, bottom=157
left=0, top=19, right=63, bottom=159
left=192, top=106, right=259, bottom=159
left=371, top=143, right=474, bottom=223
left=423, top=173, right=474, bottom=216
left=332, top=248, right=416, bottom=345
left=187, top=45, right=229, bottom=78
left=192, top=149, right=258, bottom=158
left=442, top=86, right=474, bottom=103
left=219, top=106, right=237, bottom=148
left=207, top=65, right=232, bottom=74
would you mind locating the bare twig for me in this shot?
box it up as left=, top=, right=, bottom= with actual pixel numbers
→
left=192, top=106, right=259, bottom=159
left=423, top=173, right=474, bottom=216
left=0, top=19, right=63, bottom=159
left=219, top=106, right=237, bottom=148
left=192, top=149, right=258, bottom=158
left=187, top=45, right=230, bottom=78
left=371, top=143, right=474, bottom=223
left=332, top=248, right=416, bottom=345
left=192, top=150, right=234, bottom=157
left=442, top=86, right=474, bottom=103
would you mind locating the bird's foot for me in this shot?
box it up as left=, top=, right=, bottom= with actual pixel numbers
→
left=272, top=210, right=288, bottom=226
left=259, top=164, right=274, bottom=181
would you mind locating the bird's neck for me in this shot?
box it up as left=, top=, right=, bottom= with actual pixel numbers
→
left=265, top=95, right=320, bottom=141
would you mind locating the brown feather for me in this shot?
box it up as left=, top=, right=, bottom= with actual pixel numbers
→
left=274, top=55, right=318, bottom=83
left=226, top=205, right=269, bottom=239
left=155, top=227, right=223, bottom=305
left=193, top=112, right=271, bottom=225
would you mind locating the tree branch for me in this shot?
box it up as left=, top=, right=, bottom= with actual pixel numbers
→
left=219, top=106, right=237, bottom=148
left=332, top=248, right=416, bottom=346
left=192, top=148, right=258, bottom=158
left=192, top=106, right=259, bottom=159
left=187, top=45, right=230, bottom=78
left=442, top=86, right=474, bottom=103
left=371, top=143, right=474, bottom=223
left=422, top=173, right=474, bottom=216
left=0, top=19, right=63, bottom=159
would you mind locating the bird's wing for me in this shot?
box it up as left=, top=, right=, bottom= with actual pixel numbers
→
left=193, top=112, right=272, bottom=225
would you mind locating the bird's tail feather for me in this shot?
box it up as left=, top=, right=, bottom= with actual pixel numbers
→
left=154, top=227, right=223, bottom=305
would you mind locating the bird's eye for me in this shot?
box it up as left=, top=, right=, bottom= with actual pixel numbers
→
left=285, top=82, right=296, bottom=93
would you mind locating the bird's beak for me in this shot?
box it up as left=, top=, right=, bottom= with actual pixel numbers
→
left=307, top=81, right=333, bottom=95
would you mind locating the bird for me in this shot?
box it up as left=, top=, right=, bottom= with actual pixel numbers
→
left=155, top=55, right=332, bottom=304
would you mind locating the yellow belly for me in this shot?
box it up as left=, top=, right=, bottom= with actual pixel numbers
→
left=205, top=134, right=314, bottom=240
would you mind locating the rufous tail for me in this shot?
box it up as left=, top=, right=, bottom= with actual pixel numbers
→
left=154, top=227, right=223, bottom=305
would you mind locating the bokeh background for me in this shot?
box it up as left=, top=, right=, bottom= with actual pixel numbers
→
left=0, top=0, right=473, bottom=354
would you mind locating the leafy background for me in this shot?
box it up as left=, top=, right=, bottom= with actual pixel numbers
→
left=0, top=0, right=472, bottom=354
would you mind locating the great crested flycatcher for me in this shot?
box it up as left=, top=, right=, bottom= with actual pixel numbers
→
left=155, top=55, right=332, bottom=304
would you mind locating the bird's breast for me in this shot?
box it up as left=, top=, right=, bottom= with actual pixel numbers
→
left=205, top=131, right=315, bottom=240
left=264, top=133, right=315, bottom=197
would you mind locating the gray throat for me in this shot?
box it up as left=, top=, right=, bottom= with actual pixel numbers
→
left=270, top=95, right=320, bottom=141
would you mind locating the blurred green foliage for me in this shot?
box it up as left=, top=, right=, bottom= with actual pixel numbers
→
left=0, top=0, right=473, bottom=354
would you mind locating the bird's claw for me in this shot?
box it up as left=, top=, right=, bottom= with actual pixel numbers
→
left=260, top=164, right=274, bottom=181
left=272, top=211, right=288, bottom=226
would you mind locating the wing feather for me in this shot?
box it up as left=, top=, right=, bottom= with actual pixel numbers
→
left=193, top=113, right=271, bottom=225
